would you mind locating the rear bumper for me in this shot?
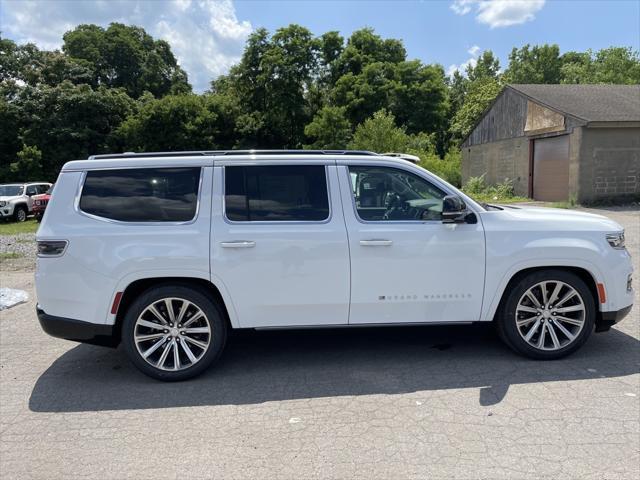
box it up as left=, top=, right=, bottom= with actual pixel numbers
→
left=37, top=306, right=118, bottom=347
left=595, top=304, right=633, bottom=332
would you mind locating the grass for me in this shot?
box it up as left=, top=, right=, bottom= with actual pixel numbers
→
left=0, top=219, right=39, bottom=236
left=0, top=252, right=23, bottom=260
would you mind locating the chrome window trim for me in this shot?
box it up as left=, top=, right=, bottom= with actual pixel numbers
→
left=221, top=164, right=333, bottom=225
left=74, top=167, right=205, bottom=226
left=344, top=164, right=448, bottom=226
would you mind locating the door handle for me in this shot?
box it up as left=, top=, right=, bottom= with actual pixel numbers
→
left=220, top=241, right=256, bottom=248
left=359, top=239, right=393, bottom=246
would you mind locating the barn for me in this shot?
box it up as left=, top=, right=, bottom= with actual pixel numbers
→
left=461, top=84, right=640, bottom=203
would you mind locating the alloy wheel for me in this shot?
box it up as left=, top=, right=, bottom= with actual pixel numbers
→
left=134, top=297, right=212, bottom=371
left=515, top=280, right=586, bottom=351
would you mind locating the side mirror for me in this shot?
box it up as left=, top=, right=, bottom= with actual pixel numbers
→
left=441, top=195, right=470, bottom=224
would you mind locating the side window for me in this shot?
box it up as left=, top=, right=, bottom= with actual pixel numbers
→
left=26, top=185, right=38, bottom=196
left=349, top=166, right=446, bottom=221
left=79, top=167, right=201, bottom=222
left=225, top=165, right=330, bottom=222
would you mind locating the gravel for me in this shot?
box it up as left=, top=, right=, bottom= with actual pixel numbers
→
left=0, top=233, right=36, bottom=272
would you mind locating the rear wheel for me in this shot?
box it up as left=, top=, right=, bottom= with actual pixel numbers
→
left=122, top=284, right=227, bottom=381
left=14, top=206, right=27, bottom=222
left=497, top=270, right=595, bottom=359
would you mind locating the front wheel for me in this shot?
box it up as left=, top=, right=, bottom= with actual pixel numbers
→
left=497, top=269, right=595, bottom=359
left=14, top=206, right=27, bottom=222
left=122, top=284, right=227, bottom=381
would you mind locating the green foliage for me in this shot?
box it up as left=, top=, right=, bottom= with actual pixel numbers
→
left=62, top=23, right=190, bottom=98
left=428, top=149, right=462, bottom=187
left=462, top=175, right=528, bottom=203
left=348, top=110, right=410, bottom=152
left=450, top=77, right=502, bottom=141
left=467, top=51, right=501, bottom=82
left=503, top=44, right=563, bottom=84
left=215, top=25, right=319, bottom=148
left=0, top=95, right=22, bottom=182
left=116, top=93, right=239, bottom=151
left=9, top=145, right=43, bottom=181
left=561, top=47, right=640, bottom=84
left=16, top=82, right=136, bottom=178
left=304, top=106, right=352, bottom=149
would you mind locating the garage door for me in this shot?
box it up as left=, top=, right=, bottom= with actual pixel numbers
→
left=533, top=135, right=569, bottom=201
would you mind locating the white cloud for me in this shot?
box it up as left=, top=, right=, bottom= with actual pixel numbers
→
left=451, top=0, right=545, bottom=28
left=447, top=45, right=481, bottom=77
left=467, top=45, right=481, bottom=57
left=0, top=0, right=252, bottom=92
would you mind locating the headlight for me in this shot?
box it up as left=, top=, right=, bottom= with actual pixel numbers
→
left=0, top=201, right=6, bottom=207
left=606, top=232, right=625, bottom=249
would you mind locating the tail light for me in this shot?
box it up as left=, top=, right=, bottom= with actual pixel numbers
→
left=37, top=240, right=68, bottom=257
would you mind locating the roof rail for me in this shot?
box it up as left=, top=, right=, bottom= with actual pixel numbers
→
left=382, top=152, right=421, bottom=164
left=88, top=150, right=380, bottom=160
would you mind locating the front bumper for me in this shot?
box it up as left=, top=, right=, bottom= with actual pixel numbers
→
left=595, top=304, right=633, bottom=332
left=37, top=307, right=118, bottom=347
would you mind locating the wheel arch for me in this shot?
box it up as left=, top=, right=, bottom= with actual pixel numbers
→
left=13, top=202, right=28, bottom=213
left=113, top=276, right=235, bottom=346
left=488, top=265, right=602, bottom=323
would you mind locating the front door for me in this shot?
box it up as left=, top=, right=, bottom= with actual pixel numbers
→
left=339, top=163, right=485, bottom=324
left=210, top=162, right=350, bottom=328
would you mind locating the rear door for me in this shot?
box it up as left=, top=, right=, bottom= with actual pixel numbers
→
left=338, top=161, right=486, bottom=324
left=210, top=160, right=350, bottom=328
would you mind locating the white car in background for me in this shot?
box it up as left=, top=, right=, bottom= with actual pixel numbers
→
left=0, top=182, right=52, bottom=222
left=35, top=150, right=633, bottom=381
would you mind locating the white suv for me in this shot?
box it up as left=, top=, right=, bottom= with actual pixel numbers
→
left=0, top=182, right=52, bottom=222
left=35, top=151, right=634, bottom=381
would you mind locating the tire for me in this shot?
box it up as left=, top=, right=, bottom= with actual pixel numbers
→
left=122, top=284, right=227, bottom=381
left=35, top=213, right=43, bottom=223
left=496, top=269, right=595, bottom=360
left=14, top=206, right=27, bottom=222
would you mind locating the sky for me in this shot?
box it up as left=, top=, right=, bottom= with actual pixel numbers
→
left=1, top=0, right=639, bottom=92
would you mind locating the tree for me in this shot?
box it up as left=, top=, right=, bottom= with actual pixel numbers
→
left=450, top=78, right=502, bottom=141
left=335, top=28, right=405, bottom=77
left=9, top=145, right=43, bottom=181
left=467, top=50, right=501, bottom=82
left=116, top=94, right=233, bottom=151
left=503, top=44, right=562, bottom=84
left=348, top=109, right=411, bottom=152
left=0, top=37, right=93, bottom=87
left=561, top=47, right=640, bottom=84
left=16, top=82, right=136, bottom=177
left=0, top=94, right=22, bottom=182
left=62, top=23, right=191, bottom=98
left=215, top=25, right=319, bottom=148
left=304, top=106, right=352, bottom=149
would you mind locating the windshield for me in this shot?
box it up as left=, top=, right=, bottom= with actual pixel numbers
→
left=0, top=185, right=23, bottom=196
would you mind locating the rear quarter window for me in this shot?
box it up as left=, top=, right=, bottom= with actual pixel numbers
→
left=79, top=167, right=201, bottom=222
